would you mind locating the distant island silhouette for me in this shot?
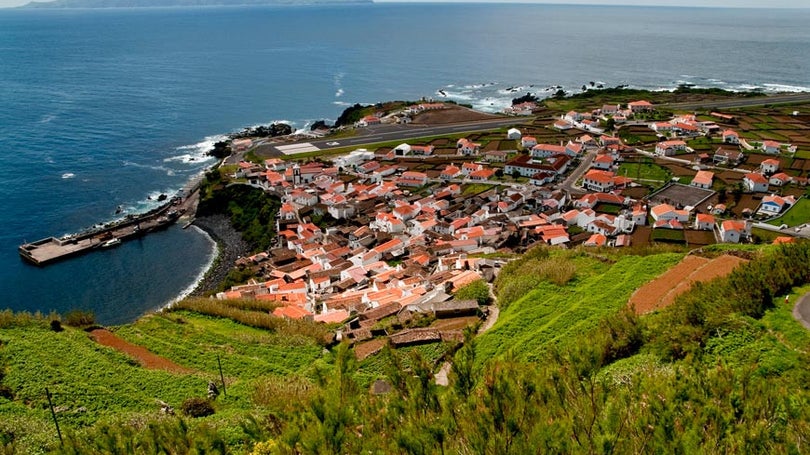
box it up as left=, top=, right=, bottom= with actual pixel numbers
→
left=21, top=0, right=370, bottom=8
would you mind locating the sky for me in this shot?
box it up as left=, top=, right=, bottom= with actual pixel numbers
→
left=0, top=0, right=808, bottom=9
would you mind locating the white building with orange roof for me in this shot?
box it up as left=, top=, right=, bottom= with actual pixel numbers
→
left=591, top=154, right=614, bottom=170
left=769, top=172, right=792, bottom=187
left=690, top=170, right=714, bottom=189
left=628, top=100, right=654, bottom=113
left=457, top=138, right=481, bottom=156
left=743, top=172, right=769, bottom=193
left=718, top=220, right=750, bottom=243
left=722, top=130, right=739, bottom=144
left=521, top=136, right=537, bottom=149
left=762, top=140, right=781, bottom=154
left=761, top=158, right=780, bottom=174
left=650, top=204, right=689, bottom=223
left=582, top=169, right=616, bottom=193
left=694, top=213, right=715, bottom=231
left=655, top=140, right=687, bottom=156
left=758, top=194, right=796, bottom=216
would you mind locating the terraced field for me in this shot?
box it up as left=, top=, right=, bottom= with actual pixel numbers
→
left=630, top=254, right=748, bottom=314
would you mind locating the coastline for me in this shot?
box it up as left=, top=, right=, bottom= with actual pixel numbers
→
left=185, top=214, right=251, bottom=297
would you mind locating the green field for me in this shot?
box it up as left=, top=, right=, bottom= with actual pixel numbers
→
left=475, top=251, right=683, bottom=362
left=618, top=162, right=672, bottom=185
left=651, top=228, right=686, bottom=243
left=766, top=197, right=810, bottom=227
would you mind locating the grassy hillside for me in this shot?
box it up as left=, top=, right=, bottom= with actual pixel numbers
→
left=476, top=250, right=684, bottom=362
left=2, top=243, right=809, bottom=454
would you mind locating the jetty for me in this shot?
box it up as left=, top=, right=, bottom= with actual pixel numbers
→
left=19, top=200, right=184, bottom=266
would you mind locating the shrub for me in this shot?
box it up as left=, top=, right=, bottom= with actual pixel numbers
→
left=64, top=310, right=95, bottom=327
left=454, top=279, right=490, bottom=306
left=180, top=397, right=215, bottom=418
left=49, top=320, right=63, bottom=332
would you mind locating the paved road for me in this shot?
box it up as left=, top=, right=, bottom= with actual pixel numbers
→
left=560, top=150, right=596, bottom=196
left=255, top=117, right=532, bottom=158
left=792, top=292, right=810, bottom=330
left=661, top=93, right=810, bottom=111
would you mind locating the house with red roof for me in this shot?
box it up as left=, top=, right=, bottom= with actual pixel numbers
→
left=397, top=171, right=428, bottom=187
left=761, top=158, right=780, bottom=174
left=273, top=305, right=313, bottom=320
left=440, top=165, right=461, bottom=180
left=722, top=130, right=739, bottom=144
left=758, top=194, right=796, bottom=216
left=521, top=136, right=537, bottom=149
left=655, top=140, right=687, bottom=156
left=591, top=154, right=614, bottom=170
left=356, top=115, right=381, bottom=127
left=743, top=173, right=769, bottom=193
left=694, top=213, right=715, bottom=231
left=469, top=168, right=496, bottom=181
left=650, top=204, right=689, bottom=223
left=628, top=100, right=654, bottom=113
left=691, top=170, right=714, bottom=189
left=582, top=169, right=618, bottom=193
left=654, top=219, right=684, bottom=230
left=461, top=162, right=484, bottom=176
left=769, top=172, right=792, bottom=187
left=531, top=143, right=565, bottom=159
left=584, top=233, right=607, bottom=247
left=457, top=138, right=481, bottom=156
left=761, top=140, right=781, bottom=154
left=718, top=220, right=750, bottom=243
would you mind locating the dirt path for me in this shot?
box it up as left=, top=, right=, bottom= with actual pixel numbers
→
left=793, top=293, right=810, bottom=330
left=89, top=329, right=193, bottom=374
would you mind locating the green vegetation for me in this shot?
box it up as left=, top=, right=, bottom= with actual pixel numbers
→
left=618, top=161, right=672, bottom=185
left=197, top=172, right=281, bottom=251
left=651, top=228, right=686, bottom=243
left=480, top=247, right=683, bottom=361
left=766, top=197, right=810, bottom=227
left=3, top=243, right=810, bottom=453
left=453, top=279, right=490, bottom=306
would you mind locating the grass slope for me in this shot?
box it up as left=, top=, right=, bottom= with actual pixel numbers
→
left=476, top=252, right=683, bottom=362
left=113, top=311, right=324, bottom=380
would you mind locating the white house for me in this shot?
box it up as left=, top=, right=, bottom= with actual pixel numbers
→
left=655, top=140, right=687, bottom=157
left=691, top=170, right=714, bottom=189
left=760, top=158, right=780, bottom=174
left=758, top=194, right=796, bottom=216
left=507, top=128, right=522, bottom=140
left=762, top=140, right=781, bottom=154
left=457, top=138, right=481, bottom=156
left=718, top=220, right=750, bottom=243
left=521, top=136, right=538, bottom=149
left=591, top=154, right=614, bottom=170
left=694, top=213, right=715, bottom=231
left=743, top=173, right=769, bottom=193
left=722, top=130, right=739, bottom=144
left=769, top=172, right=792, bottom=187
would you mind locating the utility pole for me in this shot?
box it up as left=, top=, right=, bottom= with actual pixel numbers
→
left=45, top=388, right=62, bottom=445
left=217, top=354, right=227, bottom=397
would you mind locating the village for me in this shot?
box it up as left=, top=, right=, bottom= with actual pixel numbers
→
left=214, top=98, right=810, bottom=358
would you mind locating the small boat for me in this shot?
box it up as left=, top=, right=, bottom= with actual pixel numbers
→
left=101, top=238, right=121, bottom=248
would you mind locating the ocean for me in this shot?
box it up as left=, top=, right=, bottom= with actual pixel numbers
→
left=0, top=3, right=808, bottom=324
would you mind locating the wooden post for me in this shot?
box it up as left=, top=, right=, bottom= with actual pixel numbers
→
left=217, top=354, right=226, bottom=397
left=45, top=388, right=63, bottom=445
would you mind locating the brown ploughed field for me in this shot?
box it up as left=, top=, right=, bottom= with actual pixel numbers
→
left=629, top=254, right=748, bottom=314
left=90, top=328, right=193, bottom=374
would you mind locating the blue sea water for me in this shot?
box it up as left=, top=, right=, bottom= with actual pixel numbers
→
left=0, top=3, right=808, bottom=324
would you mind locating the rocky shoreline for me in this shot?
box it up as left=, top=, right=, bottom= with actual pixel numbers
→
left=188, top=214, right=251, bottom=297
